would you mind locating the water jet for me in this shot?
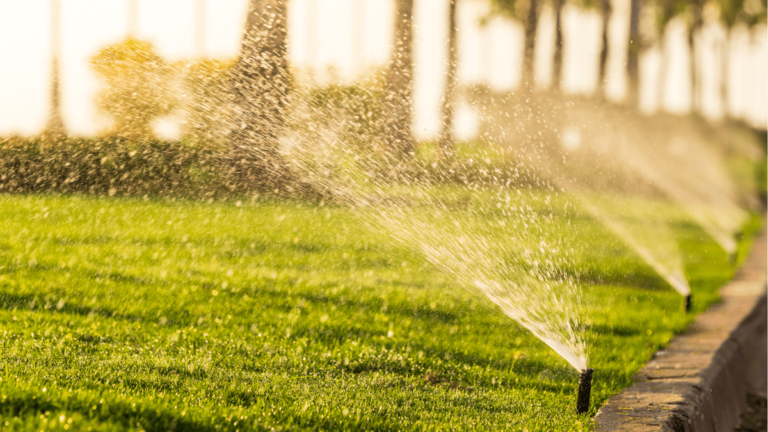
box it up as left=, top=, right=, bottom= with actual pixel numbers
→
left=280, top=82, right=591, bottom=401
left=576, top=368, right=594, bottom=414
left=579, top=198, right=692, bottom=299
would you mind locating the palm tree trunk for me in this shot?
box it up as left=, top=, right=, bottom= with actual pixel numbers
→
left=598, top=0, right=612, bottom=97
left=720, top=29, right=730, bottom=118
left=46, top=0, right=66, bottom=137
left=522, top=0, right=539, bottom=90
left=439, top=0, right=457, bottom=159
left=382, top=0, right=415, bottom=161
left=627, top=0, right=641, bottom=106
left=657, top=36, right=669, bottom=113
left=228, top=0, right=292, bottom=192
left=552, top=0, right=564, bottom=91
left=688, top=1, right=702, bottom=113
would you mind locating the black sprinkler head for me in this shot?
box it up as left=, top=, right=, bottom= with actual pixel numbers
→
left=576, top=368, right=594, bottom=414
left=685, top=294, right=692, bottom=313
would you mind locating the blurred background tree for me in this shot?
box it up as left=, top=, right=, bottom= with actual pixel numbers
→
left=654, top=0, right=689, bottom=107
left=45, top=0, right=66, bottom=138
left=492, top=0, right=540, bottom=90
left=628, top=0, right=643, bottom=104
left=381, top=0, right=416, bottom=165
left=91, top=38, right=176, bottom=141
left=227, top=0, right=292, bottom=192
left=439, top=0, right=458, bottom=159
left=717, top=0, right=766, bottom=109
left=597, top=0, right=612, bottom=97
left=553, top=0, right=566, bottom=92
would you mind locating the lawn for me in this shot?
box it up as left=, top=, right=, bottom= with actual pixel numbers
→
left=0, top=192, right=760, bottom=431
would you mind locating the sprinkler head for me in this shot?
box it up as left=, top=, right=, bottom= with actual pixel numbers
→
left=685, top=294, right=692, bottom=313
left=576, top=368, right=594, bottom=414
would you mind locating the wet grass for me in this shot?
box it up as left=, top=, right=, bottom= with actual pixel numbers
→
left=0, top=193, right=760, bottom=431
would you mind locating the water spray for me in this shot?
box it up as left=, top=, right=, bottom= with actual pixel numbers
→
left=576, top=368, right=594, bottom=414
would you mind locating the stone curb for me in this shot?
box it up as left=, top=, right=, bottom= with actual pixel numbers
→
left=595, top=222, right=767, bottom=431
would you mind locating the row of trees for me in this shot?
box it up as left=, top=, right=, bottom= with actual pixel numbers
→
left=44, top=0, right=766, bottom=191
left=495, top=0, right=765, bottom=102
left=228, top=0, right=765, bottom=184
left=228, top=0, right=423, bottom=189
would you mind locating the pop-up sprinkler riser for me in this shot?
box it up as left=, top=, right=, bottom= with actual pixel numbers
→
left=576, top=368, right=593, bottom=414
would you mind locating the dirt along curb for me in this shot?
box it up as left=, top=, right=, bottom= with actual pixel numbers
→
left=595, top=221, right=767, bottom=431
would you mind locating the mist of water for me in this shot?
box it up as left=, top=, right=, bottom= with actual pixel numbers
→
left=624, top=141, right=750, bottom=255
left=373, top=189, right=589, bottom=372
left=578, top=194, right=690, bottom=296
left=470, top=94, right=694, bottom=298
left=277, top=83, right=589, bottom=372
left=633, top=161, right=747, bottom=255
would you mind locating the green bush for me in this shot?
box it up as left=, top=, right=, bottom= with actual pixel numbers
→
left=0, top=135, right=542, bottom=200
left=0, top=137, right=227, bottom=197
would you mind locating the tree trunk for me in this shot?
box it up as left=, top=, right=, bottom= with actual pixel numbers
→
left=720, top=29, right=730, bottom=118
left=657, top=36, right=669, bottom=113
left=598, top=0, right=612, bottom=97
left=627, top=0, right=641, bottom=106
left=522, top=0, right=539, bottom=90
left=227, top=0, right=292, bottom=192
left=46, top=0, right=66, bottom=138
left=381, top=0, right=415, bottom=162
left=552, top=0, right=564, bottom=91
left=439, top=0, right=457, bottom=159
left=688, top=0, right=702, bottom=113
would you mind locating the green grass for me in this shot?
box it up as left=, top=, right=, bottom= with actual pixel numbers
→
left=0, top=193, right=760, bottom=431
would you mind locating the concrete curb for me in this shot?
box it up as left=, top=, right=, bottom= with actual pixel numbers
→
left=595, top=224, right=767, bottom=431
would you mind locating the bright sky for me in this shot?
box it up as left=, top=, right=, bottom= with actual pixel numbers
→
left=0, top=0, right=765, bottom=138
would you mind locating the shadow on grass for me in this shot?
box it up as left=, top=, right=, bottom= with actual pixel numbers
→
left=0, top=291, right=141, bottom=322
left=1, top=389, right=218, bottom=432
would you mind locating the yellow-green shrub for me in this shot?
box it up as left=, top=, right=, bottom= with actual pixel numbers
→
left=91, top=38, right=176, bottom=141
